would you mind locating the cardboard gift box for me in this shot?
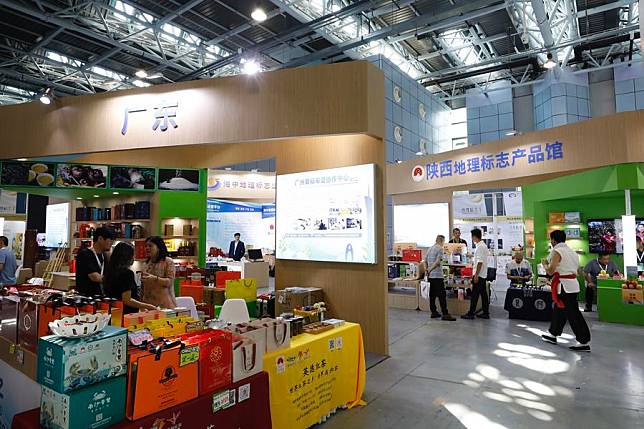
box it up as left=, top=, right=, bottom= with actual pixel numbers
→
left=40, top=376, right=126, bottom=429
left=275, top=287, right=324, bottom=315
left=0, top=294, right=19, bottom=343
left=203, top=286, right=226, bottom=306
left=126, top=340, right=199, bottom=420
left=180, top=329, right=232, bottom=395
left=231, top=334, right=264, bottom=383
left=216, top=271, right=241, bottom=288
left=38, top=325, right=127, bottom=393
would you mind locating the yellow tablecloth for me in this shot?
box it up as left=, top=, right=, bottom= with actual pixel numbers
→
left=263, top=322, right=366, bottom=429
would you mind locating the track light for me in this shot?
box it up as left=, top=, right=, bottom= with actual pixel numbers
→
left=135, top=69, right=148, bottom=78
left=39, top=88, right=52, bottom=105
left=241, top=58, right=261, bottom=75
left=543, top=53, right=556, bottom=69
left=395, top=159, right=403, bottom=164
left=505, top=130, right=519, bottom=136
left=251, top=8, right=267, bottom=22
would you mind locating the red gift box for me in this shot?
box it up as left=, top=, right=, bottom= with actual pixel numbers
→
left=179, top=281, right=204, bottom=303
left=215, top=271, right=241, bottom=288
left=402, top=249, right=422, bottom=262
left=179, top=329, right=233, bottom=395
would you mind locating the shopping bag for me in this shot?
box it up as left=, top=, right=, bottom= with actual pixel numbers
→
left=225, top=278, right=257, bottom=303
left=420, top=281, right=431, bottom=300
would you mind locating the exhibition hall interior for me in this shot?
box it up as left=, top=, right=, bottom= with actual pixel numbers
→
left=0, top=1, right=643, bottom=428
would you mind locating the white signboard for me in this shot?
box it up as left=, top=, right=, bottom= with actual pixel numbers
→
left=276, top=164, right=376, bottom=264
left=0, top=191, right=17, bottom=215
left=394, top=203, right=449, bottom=248
left=207, top=170, right=276, bottom=199
left=45, top=203, right=70, bottom=248
left=206, top=199, right=275, bottom=253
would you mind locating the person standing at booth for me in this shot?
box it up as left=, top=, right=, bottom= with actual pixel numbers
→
left=637, top=236, right=644, bottom=275
left=142, top=236, right=177, bottom=309
left=462, top=228, right=490, bottom=320
left=449, top=228, right=468, bottom=246
left=506, top=252, right=533, bottom=286
left=228, top=232, right=245, bottom=261
left=424, top=235, right=456, bottom=321
left=541, top=230, right=591, bottom=352
left=0, top=236, right=17, bottom=286
left=75, top=227, right=113, bottom=296
left=583, top=252, right=620, bottom=312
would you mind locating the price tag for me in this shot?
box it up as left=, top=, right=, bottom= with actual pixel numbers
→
left=179, top=344, right=200, bottom=367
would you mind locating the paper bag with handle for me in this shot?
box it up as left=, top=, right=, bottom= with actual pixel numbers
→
left=225, top=278, right=257, bottom=303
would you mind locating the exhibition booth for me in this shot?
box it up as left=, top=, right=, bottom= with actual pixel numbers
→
left=386, top=110, right=644, bottom=320
left=0, top=61, right=386, bottom=428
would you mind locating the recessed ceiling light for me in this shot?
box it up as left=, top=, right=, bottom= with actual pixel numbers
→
left=76, top=197, right=83, bottom=200
left=112, top=191, right=119, bottom=195
left=251, top=8, right=267, bottom=22
left=135, top=69, right=148, bottom=78
left=93, top=194, right=99, bottom=198
left=16, top=158, right=27, bottom=162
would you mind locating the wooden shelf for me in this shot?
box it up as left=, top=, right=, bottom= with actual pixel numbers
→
left=162, top=235, right=199, bottom=240
left=72, top=219, right=151, bottom=223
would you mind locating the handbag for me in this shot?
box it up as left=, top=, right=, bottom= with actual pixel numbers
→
left=420, top=280, right=431, bottom=300
left=225, top=278, right=257, bottom=303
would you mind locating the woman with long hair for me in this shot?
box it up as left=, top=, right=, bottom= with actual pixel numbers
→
left=141, top=236, right=177, bottom=308
left=104, top=242, right=158, bottom=313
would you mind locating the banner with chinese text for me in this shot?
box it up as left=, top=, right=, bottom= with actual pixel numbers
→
left=208, top=169, right=276, bottom=199
left=263, top=323, right=366, bottom=429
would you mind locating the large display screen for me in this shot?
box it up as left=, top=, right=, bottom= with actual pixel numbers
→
left=588, top=219, right=620, bottom=254
left=206, top=199, right=275, bottom=253
left=394, top=203, right=449, bottom=248
left=276, top=164, right=376, bottom=264
left=45, top=203, right=70, bottom=248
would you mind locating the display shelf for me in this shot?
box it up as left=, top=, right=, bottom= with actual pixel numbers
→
left=72, top=218, right=151, bottom=223
left=173, top=256, right=198, bottom=260
left=546, top=223, right=583, bottom=227
left=161, top=235, right=199, bottom=240
left=74, top=237, right=146, bottom=242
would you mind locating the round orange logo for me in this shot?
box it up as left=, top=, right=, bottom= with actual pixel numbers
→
left=412, top=165, right=424, bottom=182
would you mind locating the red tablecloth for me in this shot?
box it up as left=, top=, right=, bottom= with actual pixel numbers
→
left=12, top=371, right=271, bottom=429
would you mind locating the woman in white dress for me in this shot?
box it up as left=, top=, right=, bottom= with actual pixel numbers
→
left=540, top=229, right=591, bottom=352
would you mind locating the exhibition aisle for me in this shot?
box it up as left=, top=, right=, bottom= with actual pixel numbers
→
left=320, top=307, right=644, bottom=429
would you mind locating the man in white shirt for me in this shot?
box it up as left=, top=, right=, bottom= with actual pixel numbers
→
left=541, top=229, right=591, bottom=352
left=462, top=228, right=490, bottom=319
left=506, top=252, right=533, bottom=286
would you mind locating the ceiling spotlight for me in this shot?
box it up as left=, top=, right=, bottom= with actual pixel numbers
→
left=76, top=197, right=83, bottom=200
left=135, top=69, right=148, bottom=78
left=543, top=53, right=556, bottom=69
left=415, top=151, right=424, bottom=156
left=39, top=88, right=52, bottom=105
left=241, top=58, right=261, bottom=75
left=251, top=8, right=267, bottom=22
left=112, top=191, right=120, bottom=195
left=16, top=158, right=28, bottom=162
left=93, top=194, right=99, bottom=198
left=505, top=130, right=519, bottom=136
left=395, top=159, right=403, bottom=164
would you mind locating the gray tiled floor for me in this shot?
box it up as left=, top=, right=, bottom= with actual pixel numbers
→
left=320, top=302, right=644, bottom=429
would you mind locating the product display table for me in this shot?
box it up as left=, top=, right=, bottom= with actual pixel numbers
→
left=597, top=279, right=644, bottom=326
left=503, top=287, right=553, bottom=321
left=12, top=371, right=272, bottom=429
left=263, top=322, right=366, bottom=429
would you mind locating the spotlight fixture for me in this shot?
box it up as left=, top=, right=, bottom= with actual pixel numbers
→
left=112, top=191, right=120, bottom=195
left=39, top=88, right=53, bottom=105
left=135, top=69, right=148, bottom=78
left=505, top=130, right=519, bottom=136
left=16, top=158, right=28, bottom=162
left=251, top=8, right=267, bottom=22
left=241, top=58, right=261, bottom=75
left=395, top=159, right=403, bottom=164
left=415, top=151, right=424, bottom=156
left=93, top=194, right=99, bottom=198
left=543, top=53, right=556, bottom=69
left=76, top=197, right=83, bottom=200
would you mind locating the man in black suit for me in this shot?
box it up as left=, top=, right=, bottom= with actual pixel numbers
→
left=228, top=233, right=245, bottom=261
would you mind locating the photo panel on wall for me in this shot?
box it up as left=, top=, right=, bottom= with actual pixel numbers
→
left=109, top=166, right=156, bottom=190
left=158, top=168, right=200, bottom=191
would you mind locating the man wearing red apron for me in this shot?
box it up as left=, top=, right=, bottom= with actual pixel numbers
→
left=541, top=229, right=591, bottom=352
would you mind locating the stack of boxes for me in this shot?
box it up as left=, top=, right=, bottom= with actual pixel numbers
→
left=37, top=325, right=128, bottom=429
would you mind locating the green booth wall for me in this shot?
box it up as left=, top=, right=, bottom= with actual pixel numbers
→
left=523, top=163, right=644, bottom=324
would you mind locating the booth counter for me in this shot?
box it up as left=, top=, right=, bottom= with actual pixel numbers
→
left=597, top=279, right=644, bottom=326
left=263, top=322, right=366, bottom=429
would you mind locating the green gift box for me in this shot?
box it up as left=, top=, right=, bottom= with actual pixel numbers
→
left=40, top=376, right=126, bottom=429
left=38, top=325, right=127, bottom=393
